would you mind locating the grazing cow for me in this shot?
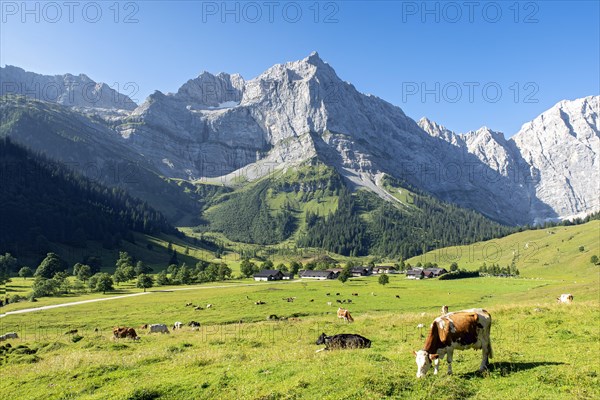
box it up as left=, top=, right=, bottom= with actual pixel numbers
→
left=206, top=304, right=213, bottom=309
left=0, top=332, right=18, bottom=341
left=413, top=308, right=493, bottom=378
left=336, top=299, right=342, bottom=304
left=188, top=321, right=201, bottom=327
left=395, top=295, right=400, bottom=299
left=113, top=327, right=139, bottom=340
left=173, top=322, right=183, bottom=330
left=337, top=308, right=354, bottom=323
left=194, top=306, right=203, bottom=311
left=441, top=305, right=449, bottom=315
left=347, top=299, right=352, bottom=304
left=326, top=293, right=331, bottom=296
left=352, top=293, right=359, bottom=296
left=149, top=324, right=170, bottom=334
left=557, top=294, right=574, bottom=304
left=255, top=301, right=266, bottom=305
left=336, top=293, right=340, bottom=296
left=310, top=299, right=314, bottom=302
left=315, top=333, right=371, bottom=352
left=185, top=302, right=193, bottom=307
left=327, top=301, right=332, bottom=306
left=64, top=329, right=78, bottom=335
left=140, top=324, right=148, bottom=330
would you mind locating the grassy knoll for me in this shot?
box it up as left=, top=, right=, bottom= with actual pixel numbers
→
left=1, top=274, right=598, bottom=399
left=408, top=220, right=599, bottom=280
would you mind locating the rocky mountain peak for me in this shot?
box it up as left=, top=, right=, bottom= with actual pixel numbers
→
left=0, top=65, right=137, bottom=110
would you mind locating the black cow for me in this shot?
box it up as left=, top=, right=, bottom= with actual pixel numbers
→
left=188, top=321, right=201, bottom=327
left=315, top=333, right=371, bottom=351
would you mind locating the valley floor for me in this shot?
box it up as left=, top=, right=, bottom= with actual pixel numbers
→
left=1, top=275, right=598, bottom=399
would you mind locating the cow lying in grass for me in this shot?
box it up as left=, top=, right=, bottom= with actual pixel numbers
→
left=315, top=333, right=371, bottom=352
left=414, top=308, right=492, bottom=378
left=0, top=332, right=18, bottom=341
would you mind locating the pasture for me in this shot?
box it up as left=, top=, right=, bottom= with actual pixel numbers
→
left=1, top=275, right=598, bottom=399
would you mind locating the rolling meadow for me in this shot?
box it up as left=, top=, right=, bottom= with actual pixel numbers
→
left=1, top=221, right=598, bottom=399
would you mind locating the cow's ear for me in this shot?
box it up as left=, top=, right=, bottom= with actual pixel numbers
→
left=412, top=350, right=417, bottom=356
left=429, top=354, right=439, bottom=360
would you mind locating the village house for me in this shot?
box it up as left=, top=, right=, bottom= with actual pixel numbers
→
left=299, top=270, right=336, bottom=280
left=253, top=270, right=284, bottom=281
left=373, top=265, right=397, bottom=274
left=406, top=269, right=425, bottom=280
left=351, top=267, right=371, bottom=277
left=423, top=268, right=448, bottom=278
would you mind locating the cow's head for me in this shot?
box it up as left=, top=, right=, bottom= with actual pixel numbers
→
left=316, top=333, right=328, bottom=345
left=413, top=350, right=439, bottom=378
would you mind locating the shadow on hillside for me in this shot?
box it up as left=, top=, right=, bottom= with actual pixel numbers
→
left=461, top=361, right=566, bottom=379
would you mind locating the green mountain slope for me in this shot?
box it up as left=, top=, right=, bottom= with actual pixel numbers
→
left=198, top=161, right=515, bottom=258
left=0, top=95, right=200, bottom=224
left=407, top=219, right=600, bottom=281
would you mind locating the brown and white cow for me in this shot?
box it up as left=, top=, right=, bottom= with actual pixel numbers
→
left=337, top=308, right=354, bottom=323
left=557, top=294, right=574, bottom=304
left=413, top=308, right=492, bottom=377
left=113, top=327, right=139, bottom=340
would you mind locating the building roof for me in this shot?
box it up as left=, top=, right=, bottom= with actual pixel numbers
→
left=254, top=269, right=283, bottom=278
left=406, top=269, right=424, bottom=275
left=300, top=270, right=333, bottom=277
left=423, top=268, right=447, bottom=274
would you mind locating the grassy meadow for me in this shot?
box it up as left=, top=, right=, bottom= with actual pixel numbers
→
left=1, top=276, right=598, bottom=399
left=1, top=221, right=598, bottom=399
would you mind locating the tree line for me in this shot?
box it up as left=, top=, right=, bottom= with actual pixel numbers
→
left=0, top=138, right=178, bottom=259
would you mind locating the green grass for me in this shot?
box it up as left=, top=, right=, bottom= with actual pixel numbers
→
left=407, top=220, right=600, bottom=281
left=1, top=273, right=598, bottom=399
left=2, top=221, right=598, bottom=399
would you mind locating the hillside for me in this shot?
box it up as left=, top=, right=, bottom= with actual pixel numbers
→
left=407, top=219, right=600, bottom=283
left=0, top=95, right=201, bottom=224
left=199, top=161, right=514, bottom=258
left=0, top=138, right=216, bottom=271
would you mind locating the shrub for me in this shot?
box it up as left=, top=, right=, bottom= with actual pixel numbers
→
left=438, top=270, right=480, bottom=280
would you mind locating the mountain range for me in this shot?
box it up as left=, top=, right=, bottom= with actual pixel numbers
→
left=1, top=53, right=598, bottom=231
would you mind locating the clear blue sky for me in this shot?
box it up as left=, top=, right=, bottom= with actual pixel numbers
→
left=1, top=1, right=598, bottom=135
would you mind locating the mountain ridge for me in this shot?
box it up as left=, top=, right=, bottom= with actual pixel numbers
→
left=1, top=55, right=598, bottom=226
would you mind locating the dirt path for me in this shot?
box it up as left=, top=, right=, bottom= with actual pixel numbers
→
left=0, top=281, right=297, bottom=318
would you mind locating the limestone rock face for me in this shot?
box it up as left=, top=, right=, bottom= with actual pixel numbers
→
left=512, top=96, right=599, bottom=222
left=418, top=96, right=599, bottom=223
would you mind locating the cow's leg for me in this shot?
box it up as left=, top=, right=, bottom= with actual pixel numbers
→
left=479, top=341, right=490, bottom=371
left=446, top=349, right=454, bottom=375
left=433, top=357, right=440, bottom=375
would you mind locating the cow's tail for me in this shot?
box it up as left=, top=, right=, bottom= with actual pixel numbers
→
left=347, top=313, right=354, bottom=323
left=487, top=313, right=493, bottom=359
